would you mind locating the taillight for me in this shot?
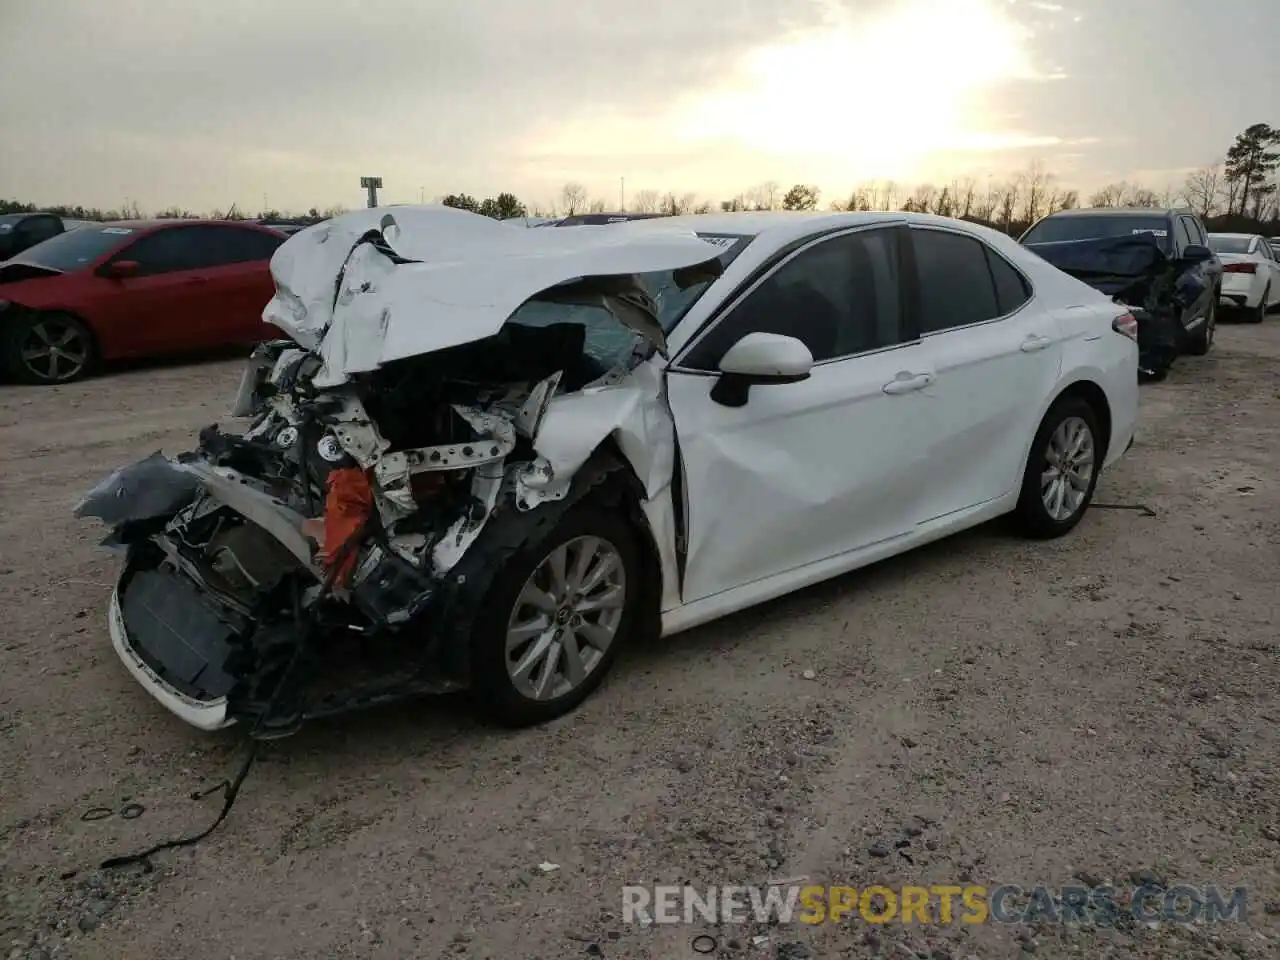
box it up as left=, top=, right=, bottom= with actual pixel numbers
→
left=1112, top=312, right=1138, bottom=342
left=1224, top=262, right=1256, bottom=274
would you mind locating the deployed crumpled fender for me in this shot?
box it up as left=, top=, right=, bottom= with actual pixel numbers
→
left=74, top=453, right=201, bottom=526
left=262, top=205, right=728, bottom=387
left=515, top=361, right=683, bottom=612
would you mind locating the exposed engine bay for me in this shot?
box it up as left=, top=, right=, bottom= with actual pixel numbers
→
left=77, top=208, right=734, bottom=736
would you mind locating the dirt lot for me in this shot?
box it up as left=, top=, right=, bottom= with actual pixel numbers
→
left=2, top=324, right=1278, bottom=960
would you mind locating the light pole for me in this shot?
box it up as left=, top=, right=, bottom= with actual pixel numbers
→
left=360, top=176, right=383, bottom=209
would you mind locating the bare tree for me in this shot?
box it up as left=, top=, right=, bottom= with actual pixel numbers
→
left=1018, top=160, right=1054, bottom=225
left=953, top=177, right=977, bottom=219
left=587, top=199, right=606, bottom=214
left=632, top=190, right=661, bottom=213
left=1054, top=189, right=1080, bottom=212
left=678, top=192, right=700, bottom=214
left=996, top=180, right=1020, bottom=231
left=1184, top=162, right=1223, bottom=218
left=930, top=186, right=954, bottom=217
left=560, top=182, right=588, bottom=216
left=1128, top=186, right=1160, bottom=208
left=974, top=180, right=1001, bottom=222
left=1088, top=183, right=1125, bottom=208
left=720, top=194, right=747, bottom=212
left=903, top=183, right=937, bottom=213
left=745, top=181, right=780, bottom=211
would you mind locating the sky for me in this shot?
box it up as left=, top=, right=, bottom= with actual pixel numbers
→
left=1, top=0, right=1277, bottom=214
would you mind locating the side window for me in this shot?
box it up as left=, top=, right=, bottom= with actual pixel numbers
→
left=912, top=229, right=1001, bottom=333
left=1175, top=217, right=1196, bottom=250
left=1192, top=219, right=1208, bottom=245
left=115, top=229, right=193, bottom=276
left=985, top=248, right=1032, bottom=315
left=220, top=228, right=285, bottom=263
left=682, top=228, right=905, bottom=369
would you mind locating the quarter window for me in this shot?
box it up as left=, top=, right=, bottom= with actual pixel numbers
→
left=683, top=228, right=906, bottom=369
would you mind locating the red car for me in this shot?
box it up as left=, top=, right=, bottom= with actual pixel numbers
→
left=0, top=219, right=287, bottom=384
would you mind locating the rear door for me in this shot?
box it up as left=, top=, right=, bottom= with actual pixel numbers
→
left=188, top=226, right=284, bottom=344
left=908, top=226, right=1062, bottom=521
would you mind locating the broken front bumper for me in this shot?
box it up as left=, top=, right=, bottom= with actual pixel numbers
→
left=108, top=583, right=232, bottom=731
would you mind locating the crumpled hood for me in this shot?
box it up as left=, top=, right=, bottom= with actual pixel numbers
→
left=1024, top=234, right=1169, bottom=296
left=262, top=205, right=726, bottom=387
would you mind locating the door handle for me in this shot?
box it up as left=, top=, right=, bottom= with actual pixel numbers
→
left=1020, top=334, right=1053, bottom=352
left=882, top=371, right=934, bottom=395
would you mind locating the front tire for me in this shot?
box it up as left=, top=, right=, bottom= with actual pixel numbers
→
left=1185, top=299, right=1216, bottom=355
left=1014, top=397, right=1102, bottom=539
left=1246, top=286, right=1268, bottom=324
left=2, top=310, right=97, bottom=384
left=469, top=502, right=641, bottom=727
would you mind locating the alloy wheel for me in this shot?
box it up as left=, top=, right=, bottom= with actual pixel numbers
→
left=505, top=535, right=627, bottom=701
left=1041, top=416, right=1095, bottom=522
left=20, top=317, right=90, bottom=383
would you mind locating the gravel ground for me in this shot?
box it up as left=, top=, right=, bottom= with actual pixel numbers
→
left=2, top=324, right=1278, bottom=960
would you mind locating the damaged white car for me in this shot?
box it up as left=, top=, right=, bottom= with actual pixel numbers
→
left=78, top=205, right=1139, bottom=736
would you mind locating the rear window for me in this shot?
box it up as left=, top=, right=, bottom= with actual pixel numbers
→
left=9, top=226, right=133, bottom=271
left=1022, top=214, right=1173, bottom=252
left=1207, top=236, right=1253, bottom=255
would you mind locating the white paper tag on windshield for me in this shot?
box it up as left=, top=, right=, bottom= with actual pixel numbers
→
left=101, top=227, right=134, bottom=235
left=1132, top=228, right=1168, bottom=237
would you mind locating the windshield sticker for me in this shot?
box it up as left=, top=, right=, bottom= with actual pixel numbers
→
left=0, top=224, right=11, bottom=233
left=101, top=227, right=134, bottom=235
left=1132, top=229, right=1168, bottom=237
left=698, top=235, right=738, bottom=249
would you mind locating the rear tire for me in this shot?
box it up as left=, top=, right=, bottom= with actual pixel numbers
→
left=1246, top=286, right=1268, bottom=324
left=1014, top=397, right=1102, bottom=539
left=1184, top=298, right=1216, bottom=355
left=2, top=310, right=97, bottom=384
left=469, top=502, right=642, bottom=727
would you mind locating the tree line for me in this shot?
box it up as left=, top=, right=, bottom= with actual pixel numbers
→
left=4, top=124, right=1276, bottom=237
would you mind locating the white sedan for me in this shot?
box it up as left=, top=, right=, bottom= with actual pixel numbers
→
left=79, top=207, right=1139, bottom=734
left=1209, top=232, right=1280, bottom=322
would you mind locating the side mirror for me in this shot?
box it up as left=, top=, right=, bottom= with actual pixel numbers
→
left=1181, top=244, right=1214, bottom=263
left=100, top=260, right=139, bottom=279
left=710, top=332, right=813, bottom=408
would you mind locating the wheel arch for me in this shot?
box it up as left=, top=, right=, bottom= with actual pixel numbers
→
left=1, top=305, right=103, bottom=382
left=431, top=438, right=664, bottom=686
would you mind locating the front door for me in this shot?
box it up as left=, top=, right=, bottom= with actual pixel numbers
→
left=665, top=225, right=937, bottom=605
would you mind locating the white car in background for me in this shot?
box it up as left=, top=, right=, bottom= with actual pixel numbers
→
left=1208, top=232, right=1280, bottom=322
left=79, top=207, right=1139, bottom=734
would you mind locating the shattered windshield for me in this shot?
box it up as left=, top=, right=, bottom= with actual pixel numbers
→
left=507, top=233, right=752, bottom=369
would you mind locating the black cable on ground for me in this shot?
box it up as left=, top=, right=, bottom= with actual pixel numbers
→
left=98, top=516, right=374, bottom=872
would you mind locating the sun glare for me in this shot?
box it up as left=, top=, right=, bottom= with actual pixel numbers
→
left=671, top=0, right=1043, bottom=178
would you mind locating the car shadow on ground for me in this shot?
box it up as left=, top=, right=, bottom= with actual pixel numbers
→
left=0, top=345, right=251, bottom=389
left=267, top=518, right=1022, bottom=761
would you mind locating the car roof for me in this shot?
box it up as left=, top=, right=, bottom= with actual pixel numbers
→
left=1041, top=207, right=1184, bottom=218
left=611, top=209, right=905, bottom=238
left=88, top=218, right=279, bottom=231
